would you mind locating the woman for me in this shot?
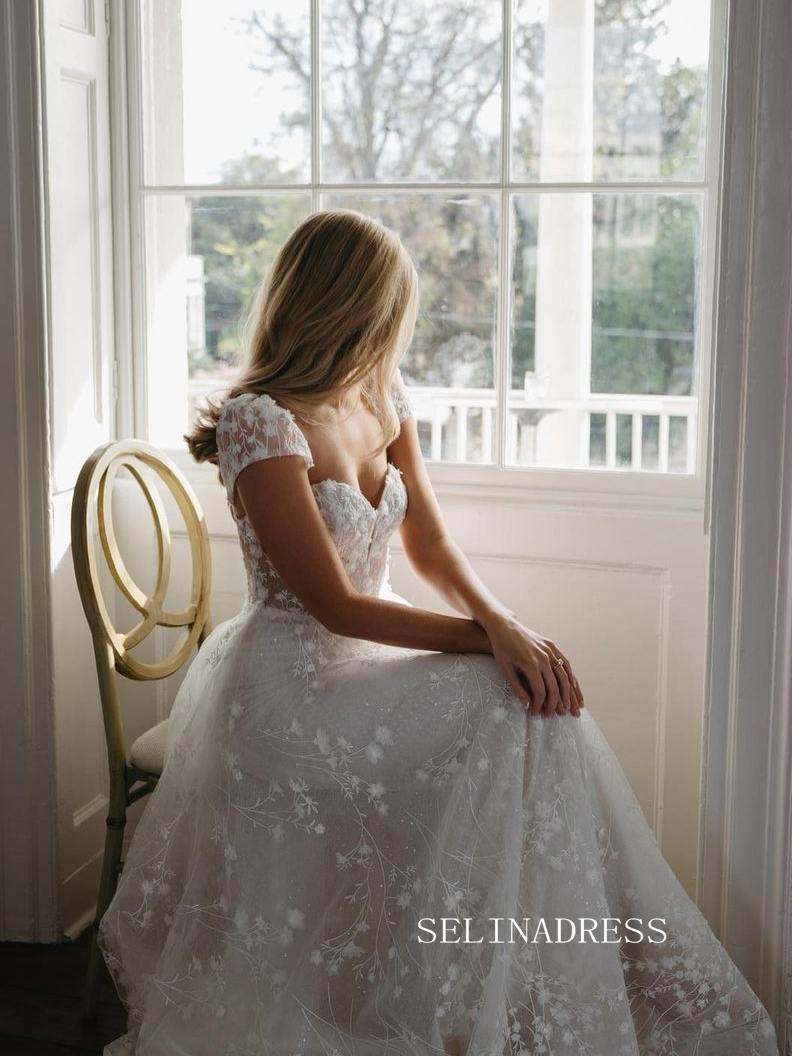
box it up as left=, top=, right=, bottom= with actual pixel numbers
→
left=100, top=210, right=779, bottom=1055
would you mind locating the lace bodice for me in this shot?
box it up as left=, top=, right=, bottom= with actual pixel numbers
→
left=216, top=368, right=412, bottom=610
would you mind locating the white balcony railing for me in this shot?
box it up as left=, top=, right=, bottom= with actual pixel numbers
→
left=187, top=379, right=697, bottom=474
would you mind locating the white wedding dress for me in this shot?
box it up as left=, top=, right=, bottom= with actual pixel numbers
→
left=100, top=370, right=779, bottom=1056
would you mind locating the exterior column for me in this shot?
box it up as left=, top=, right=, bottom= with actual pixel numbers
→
left=532, top=0, right=594, bottom=467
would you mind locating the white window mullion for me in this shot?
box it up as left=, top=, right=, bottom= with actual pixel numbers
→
left=310, top=0, right=321, bottom=209
left=124, top=0, right=148, bottom=441
left=495, top=0, right=514, bottom=470
left=701, top=0, right=728, bottom=530
left=108, top=0, right=134, bottom=439
left=137, top=180, right=709, bottom=196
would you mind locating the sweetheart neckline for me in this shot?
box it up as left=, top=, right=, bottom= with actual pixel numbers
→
left=310, top=461, right=402, bottom=515
left=229, top=462, right=403, bottom=527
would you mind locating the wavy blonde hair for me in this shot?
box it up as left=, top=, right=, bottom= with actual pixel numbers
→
left=185, top=208, right=419, bottom=465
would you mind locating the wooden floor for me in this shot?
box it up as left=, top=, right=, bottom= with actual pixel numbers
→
left=0, top=929, right=126, bottom=1055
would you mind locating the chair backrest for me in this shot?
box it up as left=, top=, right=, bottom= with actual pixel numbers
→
left=71, top=440, right=212, bottom=685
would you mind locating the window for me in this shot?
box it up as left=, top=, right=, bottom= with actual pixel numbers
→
left=130, top=0, right=719, bottom=475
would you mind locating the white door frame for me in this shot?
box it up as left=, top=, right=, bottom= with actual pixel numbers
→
left=700, top=0, right=792, bottom=1044
left=0, top=0, right=59, bottom=942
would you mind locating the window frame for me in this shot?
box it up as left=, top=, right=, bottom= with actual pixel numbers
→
left=112, top=0, right=728, bottom=512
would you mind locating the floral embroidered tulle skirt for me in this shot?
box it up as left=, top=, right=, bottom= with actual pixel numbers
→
left=99, top=598, right=780, bottom=1056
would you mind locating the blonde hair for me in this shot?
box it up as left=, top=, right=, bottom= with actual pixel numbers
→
left=185, top=209, right=419, bottom=465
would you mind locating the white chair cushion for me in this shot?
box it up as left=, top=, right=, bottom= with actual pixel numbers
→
left=128, top=718, right=171, bottom=776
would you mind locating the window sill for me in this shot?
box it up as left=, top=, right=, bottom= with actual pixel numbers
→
left=165, top=445, right=706, bottom=519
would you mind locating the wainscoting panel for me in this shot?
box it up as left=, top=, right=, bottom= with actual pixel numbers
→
left=111, top=468, right=708, bottom=902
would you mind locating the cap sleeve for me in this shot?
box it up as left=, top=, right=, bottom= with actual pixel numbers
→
left=216, top=392, right=314, bottom=506
left=390, top=367, right=414, bottom=423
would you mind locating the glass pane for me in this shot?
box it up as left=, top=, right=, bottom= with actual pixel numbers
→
left=509, top=192, right=702, bottom=471
left=592, top=195, right=702, bottom=396
left=641, top=415, right=660, bottom=470
left=144, top=195, right=313, bottom=445
left=615, top=413, right=633, bottom=467
left=589, top=413, right=606, bottom=466
left=141, top=0, right=311, bottom=185
left=668, top=415, right=690, bottom=473
left=321, top=0, right=502, bottom=182
left=512, top=0, right=711, bottom=181
left=324, top=194, right=499, bottom=463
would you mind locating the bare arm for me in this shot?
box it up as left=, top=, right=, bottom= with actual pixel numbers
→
left=234, top=455, right=493, bottom=656
left=390, top=418, right=514, bottom=626
left=388, top=418, right=585, bottom=717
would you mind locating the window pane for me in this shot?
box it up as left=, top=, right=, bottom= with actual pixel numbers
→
left=509, top=192, right=702, bottom=471
left=143, top=194, right=313, bottom=445
left=512, top=0, right=711, bottom=181
left=141, top=0, right=311, bottom=185
left=321, top=0, right=502, bottom=183
left=324, top=195, right=499, bottom=463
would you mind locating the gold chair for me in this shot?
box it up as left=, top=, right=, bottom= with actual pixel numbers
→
left=71, top=440, right=212, bottom=1020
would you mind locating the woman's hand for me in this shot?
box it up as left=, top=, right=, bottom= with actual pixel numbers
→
left=481, top=611, right=585, bottom=718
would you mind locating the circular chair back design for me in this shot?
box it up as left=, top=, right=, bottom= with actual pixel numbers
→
left=72, top=439, right=212, bottom=681
left=71, top=439, right=212, bottom=1020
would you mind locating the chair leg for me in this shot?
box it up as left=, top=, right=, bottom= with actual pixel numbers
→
left=81, top=811, right=126, bottom=1021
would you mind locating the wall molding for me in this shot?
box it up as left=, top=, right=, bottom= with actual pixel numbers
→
left=700, top=0, right=792, bottom=1044
left=58, top=0, right=93, bottom=35
left=172, top=451, right=707, bottom=522
left=72, top=794, right=108, bottom=830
